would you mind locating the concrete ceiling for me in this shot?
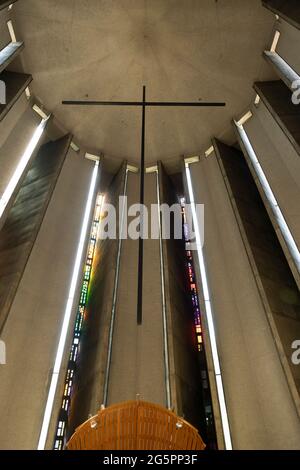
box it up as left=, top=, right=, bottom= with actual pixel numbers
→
left=12, top=0, right=276, bottom=170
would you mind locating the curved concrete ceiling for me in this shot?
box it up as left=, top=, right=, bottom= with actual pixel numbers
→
left=12, top=0, right=277, bottom=169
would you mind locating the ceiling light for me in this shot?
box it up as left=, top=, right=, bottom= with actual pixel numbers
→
left=270, top=30, right=281, bottom=53
left=184, top=156, right=200, bottom=167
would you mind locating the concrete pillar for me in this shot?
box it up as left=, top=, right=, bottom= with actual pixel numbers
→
left=262, top=1, right=300, bottom=30
left=0, top=1, right=18, bottom=11
left=187, top=149, right=300, bottom=449
left=240, top=105, right=300, bottom=285
left=0, top=147, right=95, bottom=449
left=263, top=51, right=299, bottom=91
left=159, top=163, right=208, bottom=437
left=0, top=70, right=32, bottom=121
left=0, top=134, right=72, bottom=333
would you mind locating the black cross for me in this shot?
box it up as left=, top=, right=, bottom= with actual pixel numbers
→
left=62, top=87, right=225, bottom=325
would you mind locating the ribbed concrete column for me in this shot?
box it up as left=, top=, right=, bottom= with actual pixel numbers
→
left=0, top=134, right=71, bottom=333
left=0, top=146, right=95, bottom=450
left=0, top=1, right=18, bottom=11
left=0, top=70, right=32, bottom=121
left=262, top=0, right=300, bottom=30
left=239, top=106, right=300, bottom=287
left=254, top=80, right=300, bottom=156
left=188, top=149, right=300, bottom=449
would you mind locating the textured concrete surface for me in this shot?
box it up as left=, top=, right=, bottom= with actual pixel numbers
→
left=190, top=156, right=300, bottom=449
left=11, top=0, right=276, bottom=168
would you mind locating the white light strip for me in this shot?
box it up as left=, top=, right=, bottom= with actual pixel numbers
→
left=235, top=122, right=300, bottom=273
left=0, top=117, right=48, bottom=221
left=254, top=94, right=260, bottom=106
left=270, top=30, right=281, bottom=53
left=7, top=20, right=17, bottom=43
left=37, top=161, right=100, bottom=450
left=185, top=164, right=232, bottom=450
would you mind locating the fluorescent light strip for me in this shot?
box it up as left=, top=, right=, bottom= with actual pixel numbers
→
left=0, top=117, right=48, bottom=221
left=235, top=122, right=300, bottom=273
left=185, top=164, right=232, bottom=450
left=37, top=161, right=100, bottom=450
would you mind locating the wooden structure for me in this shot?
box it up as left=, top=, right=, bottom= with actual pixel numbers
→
left=67, top=400, right=206, bottom=450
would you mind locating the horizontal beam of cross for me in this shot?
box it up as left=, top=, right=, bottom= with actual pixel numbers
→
left=62, top=100, right=226, bottom=107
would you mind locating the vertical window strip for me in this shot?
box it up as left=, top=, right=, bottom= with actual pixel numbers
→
left=53, top=194, right=104, bottom=450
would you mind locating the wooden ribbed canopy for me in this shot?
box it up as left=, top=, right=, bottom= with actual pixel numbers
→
left=67, top=400, right=206, bottom=450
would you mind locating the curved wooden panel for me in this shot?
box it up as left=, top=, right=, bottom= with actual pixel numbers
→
left=67, top=400, right=205, bottom=450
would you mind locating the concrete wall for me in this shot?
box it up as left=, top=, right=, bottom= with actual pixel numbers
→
left=189, top=155, right=300, bottom=449
left=0, top=148, right=95, bottom=449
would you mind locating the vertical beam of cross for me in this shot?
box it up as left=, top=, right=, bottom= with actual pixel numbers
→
left=137, top=86, right=146, bottom=325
